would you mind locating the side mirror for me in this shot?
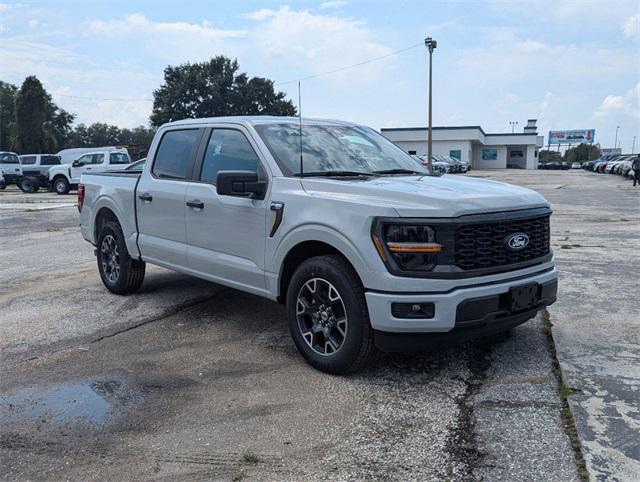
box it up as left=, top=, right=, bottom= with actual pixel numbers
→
left=72, top=160, right=84, bottom=167
left=216, top=171, right=266, bottom=199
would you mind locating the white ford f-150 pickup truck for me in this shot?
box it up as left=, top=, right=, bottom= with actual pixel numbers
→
left=79, top=116, right=557, bottom=374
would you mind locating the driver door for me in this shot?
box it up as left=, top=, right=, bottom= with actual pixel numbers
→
left=70, top=153, right=103, bottom=183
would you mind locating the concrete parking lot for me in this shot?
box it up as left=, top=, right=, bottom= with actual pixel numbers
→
left=1, top=170, right=638, bottom=481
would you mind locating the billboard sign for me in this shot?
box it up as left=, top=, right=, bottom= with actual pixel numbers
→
left=548, top=129, right=595, bottom=145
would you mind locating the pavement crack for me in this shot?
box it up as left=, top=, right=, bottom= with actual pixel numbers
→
left=445, top=341, right=493, bottom=479
left=89, top=290, right=229, bottom=344
left=542, top=308, right=590, bottom=481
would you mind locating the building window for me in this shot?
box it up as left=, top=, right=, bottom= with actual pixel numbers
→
left=534, top=150, right=538, bottom=158
left=449, top=149, right=461, bottom=160
left=482, top=148, right=497, bottom=160
left=408, top=150, right=417, bottom=155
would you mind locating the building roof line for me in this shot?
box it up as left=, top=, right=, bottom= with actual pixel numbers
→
left=380, top=126, right=538, bottom=136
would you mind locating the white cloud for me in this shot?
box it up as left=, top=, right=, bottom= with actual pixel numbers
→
left=0, top=3, right=11, bottom=11
left=0, top=23, right=7, bottom=33
left=319, top=1, right=347, bottom=9
left=595, top=83, right=640, bottom=120
left=28, top=19, right=39, bottom=28
left=622, top=13, right=640, bottom=39
left=241, top=8, right=275, bottom=21
left=88, top=13, right=247, bottom=63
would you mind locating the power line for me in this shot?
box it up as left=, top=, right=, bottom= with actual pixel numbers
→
left=274, top=42, right=424, bottom=86
left=51, top=41, right=424, bottom=102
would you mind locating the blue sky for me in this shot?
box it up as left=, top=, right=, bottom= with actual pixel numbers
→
left=1, top=0, right=638, bottom=149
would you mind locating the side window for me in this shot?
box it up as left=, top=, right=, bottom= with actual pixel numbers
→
left=153, top=129, right=200, bottom=180
left=41, top=155, right=61, bottom=165
left=77, top=154, right=93, bottom=165
left=20, top=156, right=37, bottom=165
left=92, top=153, right=105, bottom=164
left=200, top=129, right=260, bottom=184
left=109, top=152, right=130, bottom=165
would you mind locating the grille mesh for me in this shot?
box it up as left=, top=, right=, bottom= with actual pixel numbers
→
left=454, top=214, right=550, bottom=270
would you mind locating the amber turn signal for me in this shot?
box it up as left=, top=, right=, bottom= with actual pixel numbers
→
left=386, top=242, right=442, bottom=254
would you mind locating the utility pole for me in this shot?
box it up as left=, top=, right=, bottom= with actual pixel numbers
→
left=614, top=126, right=620, bottom=150
left=509, top=121, right=518, bottom=133
left=425, top=37, right=437, bottom=173
left=632, top=136, right=636, bottom=154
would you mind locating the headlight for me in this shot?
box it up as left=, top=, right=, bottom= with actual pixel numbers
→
left=371, top=221, right=442, bottom=274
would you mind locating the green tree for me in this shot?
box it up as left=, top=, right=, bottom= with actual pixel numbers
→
left=538, top=149, right=563, bottom=164
left=0, top=81, right=17, bottom=150
left=150, top=56, right=296, bottom=127
left=15, top=76, right=48, bottom=153
left=564, top=144, right=601, bottom=163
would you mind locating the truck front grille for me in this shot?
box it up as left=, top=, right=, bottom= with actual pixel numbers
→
left=454, top=214, right=550, bottom=270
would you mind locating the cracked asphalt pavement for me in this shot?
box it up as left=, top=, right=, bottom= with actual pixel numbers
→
left=1, top=170, right=637, bottom=481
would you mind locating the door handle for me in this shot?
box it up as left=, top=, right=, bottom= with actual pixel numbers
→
left=138, top=193, right=153, bottom=202
left=186, top=200, right=204, bottom=209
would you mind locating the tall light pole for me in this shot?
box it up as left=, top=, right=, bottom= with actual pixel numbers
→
left=425, top=37, right=437, bottom=173
left=509, top=121, right=518, bottom=133
left=614, top=126, right=620, bottom=150
left=632, top=136, right=636, bottom=154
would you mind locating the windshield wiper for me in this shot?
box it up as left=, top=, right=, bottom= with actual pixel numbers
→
left=298, top=170, right=378, bottom=178
left=372, top=168, right=424, bottom=175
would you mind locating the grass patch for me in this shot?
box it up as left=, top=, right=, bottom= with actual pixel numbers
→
left=541, top=309, right=589, bottom=481
left=232, top=469, right=248, bottom=481
left=242, top=450, right=259, bottom=463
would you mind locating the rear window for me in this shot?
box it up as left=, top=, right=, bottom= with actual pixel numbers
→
left=109, top=152, right=130, bottom=165
left=41, top=155, right=61, bottom=165
left=152, top=129, right=200, bottom=180
left=0, top=153, right=20, bottom=164
left=20, top=156, right=37, bottom=165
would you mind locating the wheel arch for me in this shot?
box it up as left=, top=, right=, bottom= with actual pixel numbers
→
left=276, top=235, right=369, bottom=304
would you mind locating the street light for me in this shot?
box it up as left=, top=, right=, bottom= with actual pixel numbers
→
left=509, top=121, right=518, bottom=133
left=425, top=37, right=437, bottom=173
left=614, top=126, right=620, bottom=150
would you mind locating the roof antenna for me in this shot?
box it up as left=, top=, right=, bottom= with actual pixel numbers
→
left=298, top=80, right=303, bottom=178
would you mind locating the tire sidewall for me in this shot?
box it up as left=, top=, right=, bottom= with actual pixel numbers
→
left=54, top=178, right=69, bottom=194
left=96, top=223, right=128, bottom=292
left=286, top=257, right=369, bottom=373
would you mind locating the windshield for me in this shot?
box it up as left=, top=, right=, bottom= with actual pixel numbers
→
left=0, top=152, right=20, bottom=164
left=255, top=123, right=428, bottom=176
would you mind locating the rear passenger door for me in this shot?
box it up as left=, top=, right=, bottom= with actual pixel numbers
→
left=136, top=128, right=203, bottom=270
left=184, top=127, right=269, bottom=294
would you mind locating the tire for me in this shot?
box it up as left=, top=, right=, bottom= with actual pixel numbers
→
left=53, top=176, right=70, bottom=195
left=96, top=221, right=145, bottom=294
left=286, top=254, right=375, bottom=374
left=18, top=177, right=38, bottom=193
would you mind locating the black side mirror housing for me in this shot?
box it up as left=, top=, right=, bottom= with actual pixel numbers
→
left=216, top=171, right=266, bottom=199
left=72, top=160, right=84, bottom=167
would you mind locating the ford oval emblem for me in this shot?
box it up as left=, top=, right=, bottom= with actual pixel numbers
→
left=506, top=233, right=530, bottom=250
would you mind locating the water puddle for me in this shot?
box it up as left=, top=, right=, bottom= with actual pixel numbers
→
left=0, top=377, right=137, bottom=427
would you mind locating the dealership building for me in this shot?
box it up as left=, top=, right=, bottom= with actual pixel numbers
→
left=381, top=119, right=544, bottom=169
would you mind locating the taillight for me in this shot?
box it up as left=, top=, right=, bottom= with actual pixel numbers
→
left=77, top=184, right=85, bottom=212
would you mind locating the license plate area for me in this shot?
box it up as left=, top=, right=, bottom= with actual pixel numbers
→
left=509, top=282, right=540, bottom=312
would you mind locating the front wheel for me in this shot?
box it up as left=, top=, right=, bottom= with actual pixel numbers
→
left=96, top=221, right=145, bottom=294
left=53, top=176, right=70, bottom=194
left=286, top=255, right=375, bottom=374
left=18, top=177, right=38, bottom=193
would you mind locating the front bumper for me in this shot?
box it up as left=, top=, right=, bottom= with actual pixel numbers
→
left=365, top=267, right=557, bottom=334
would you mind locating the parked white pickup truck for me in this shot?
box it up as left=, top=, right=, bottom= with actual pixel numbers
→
left=49, top=149, right=130, bottom=194
left=78, top=116, right=558, bottom=373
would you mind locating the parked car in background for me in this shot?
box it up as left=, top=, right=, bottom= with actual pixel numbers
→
left=18, top=154, right=63, bottom=192
left=540, top=162, right=569, bottom=170
left=78, top=116, right=558, bottom=374
left=49, top=149, right=131, bottom=194
left=126, top=158, right=146, bottom=170
left=0, top=169, right=5, bottom=189
left=570, top=162, right=581, bottom=169
left=0, top=151, right=22, bottom=185
left=414, top=155, right=450, bottom=174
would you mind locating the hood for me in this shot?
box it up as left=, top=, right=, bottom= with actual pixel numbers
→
left=301, top=174, right=549, bottom=217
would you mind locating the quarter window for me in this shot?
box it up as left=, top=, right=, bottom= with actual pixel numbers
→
left=152, top=129, right=200, bottom=180
left=110, top=152, right=130, bottom=165
left=20, top=156, right=37, bottom=165
left=200, top=129, right=260, bottom=184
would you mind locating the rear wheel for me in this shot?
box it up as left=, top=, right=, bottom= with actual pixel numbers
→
left=53, top=176, right=70, bottom=195
left=286, top=255, right=375, bottom=374
left=18, top=177, right=38, bottom=193
left=96, top=221, right=145, bottom=294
